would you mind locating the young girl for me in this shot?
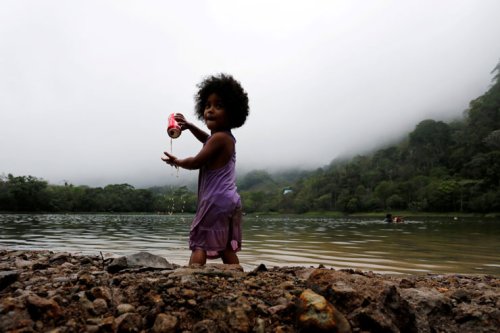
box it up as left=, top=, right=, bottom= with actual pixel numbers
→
left=162, top=74, right=249, bottom=266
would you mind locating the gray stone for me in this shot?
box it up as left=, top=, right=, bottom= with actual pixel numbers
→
left=107, top=252, right=174, bottom=273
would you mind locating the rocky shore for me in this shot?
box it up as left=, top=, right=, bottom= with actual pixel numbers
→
left=1, top=250, right=498, bottom=332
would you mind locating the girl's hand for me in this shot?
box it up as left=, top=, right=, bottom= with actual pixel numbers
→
left=174, top=113, right=191, bottom=131
left=161, top=151, right=178, bottom=167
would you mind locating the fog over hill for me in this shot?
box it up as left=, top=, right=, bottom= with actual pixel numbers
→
left=1, top=1, right=500, bottom=187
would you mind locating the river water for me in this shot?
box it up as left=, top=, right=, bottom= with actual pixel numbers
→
left=0, top=214, right=498, bottom=275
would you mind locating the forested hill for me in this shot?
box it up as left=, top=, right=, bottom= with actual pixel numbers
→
left=239, top=65, right=500, bottom=214
left=1, top=66, right=499, bottom=214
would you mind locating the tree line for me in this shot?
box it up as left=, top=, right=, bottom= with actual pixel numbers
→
left=1, top=65, right=499, bottom=214
left=0, top=176, right=196, bottom=213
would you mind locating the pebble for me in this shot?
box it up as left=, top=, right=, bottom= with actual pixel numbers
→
left=117, top=303, right=136, bottom=315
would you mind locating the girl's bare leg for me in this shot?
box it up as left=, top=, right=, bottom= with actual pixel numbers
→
left=221, top=248, right=239, bottom=264
left=189, top=249, right=207, bottom=266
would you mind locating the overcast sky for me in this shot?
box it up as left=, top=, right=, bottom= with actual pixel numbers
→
left=1, top=0, right=500, bottom=187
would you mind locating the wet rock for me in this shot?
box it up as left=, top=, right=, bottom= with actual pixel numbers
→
left=152, top=313, right=178, bottom=333
left=0, top=270, right=19, bottom=290
left=297, top=289, right=351, bottom=333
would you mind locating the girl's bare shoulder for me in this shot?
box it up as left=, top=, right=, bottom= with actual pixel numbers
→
left=208, top=131, right=234, bottom=144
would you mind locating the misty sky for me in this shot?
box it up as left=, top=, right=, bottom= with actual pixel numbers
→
left=1, top=1, right=500, bottom=188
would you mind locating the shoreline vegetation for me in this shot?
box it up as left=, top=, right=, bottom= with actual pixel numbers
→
left=1, top=249, right=498, bottom=332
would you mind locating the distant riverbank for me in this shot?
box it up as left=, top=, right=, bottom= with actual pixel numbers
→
left=248, top=210, right=500, bottom=219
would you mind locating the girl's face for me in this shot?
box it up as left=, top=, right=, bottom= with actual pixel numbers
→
left=204, top=93, right=230, bottom=132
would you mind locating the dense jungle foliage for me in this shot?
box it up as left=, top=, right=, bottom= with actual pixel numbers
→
left=1, top=66, right=499, bottom=214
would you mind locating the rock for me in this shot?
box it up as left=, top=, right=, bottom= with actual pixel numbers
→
left=77, top=272, right=95, bottom=286
left=227, top=298, right=251, bottom=332
left=0, top=270, right=19, bottom=290
left=117, top=303, right=136, bottom=315
left=254, top=318, right=266, bottom=333
left=115, top=312, right=143, bottom=332
left=32, top=262, right=50, bottom=270
left=107, top=252, right=174, bottom=273
left=99, top=316, right=116, bottom=332
left=26, top=294, right=62, bottom=321
left=50, top=252, right=70, bottom=265
left=15, top=258, right=33, bottom=268
left=152, top=313, right=178, bottom=333
left=90, top=286, right=112, bottom=302
left=92, top=298, right=108, bottom=315
left=192, top=319, right=218, bottom=333
left=252, top=263, right=268, bottom=273
left=452, top=289, right=472, bottom=303
left=0, top=297, right=34, bottom=331
left=107, top=256, right=128, bottom=273
left=298, top=289, right=351, bottom=333
left=268, top=304, right=288, bottom=314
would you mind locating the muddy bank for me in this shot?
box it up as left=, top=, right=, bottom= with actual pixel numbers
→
left=0, top=250, right=498, bottom=332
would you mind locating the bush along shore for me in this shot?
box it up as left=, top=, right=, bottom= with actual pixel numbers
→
left=0, top=250, right=499, bottom=332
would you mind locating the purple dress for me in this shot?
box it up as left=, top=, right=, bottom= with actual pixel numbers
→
left=189, top=132, right=242, bottom=259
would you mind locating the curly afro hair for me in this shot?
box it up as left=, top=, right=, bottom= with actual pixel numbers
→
left=194, top=73, right=249, bottom=129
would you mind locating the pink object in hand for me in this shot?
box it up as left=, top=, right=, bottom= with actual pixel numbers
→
left=167, top=113, right=181, bottom=138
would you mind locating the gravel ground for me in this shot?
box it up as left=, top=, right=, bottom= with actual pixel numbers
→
left=1, top=250, right=499, bottom=332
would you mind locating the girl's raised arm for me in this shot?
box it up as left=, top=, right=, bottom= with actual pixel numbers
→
left=175, top=113, right=209, bottom=143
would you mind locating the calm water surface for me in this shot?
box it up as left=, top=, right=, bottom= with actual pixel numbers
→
left=0, top=214, right=498, bottom=275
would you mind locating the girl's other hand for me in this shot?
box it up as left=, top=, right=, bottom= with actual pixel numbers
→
left=161, top=151, right=178, bottom=167
left=174, top=113, right=191, bottom=131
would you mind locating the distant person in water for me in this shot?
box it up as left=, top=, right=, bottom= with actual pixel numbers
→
left=393, top=216, right=404, bottom=223
left=162, top=74, right=249, bottom=266
left=385, top=213, right=404, bottom=223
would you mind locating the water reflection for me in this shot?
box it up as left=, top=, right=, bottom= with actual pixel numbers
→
left=0, top=214, right=499, bottom=275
